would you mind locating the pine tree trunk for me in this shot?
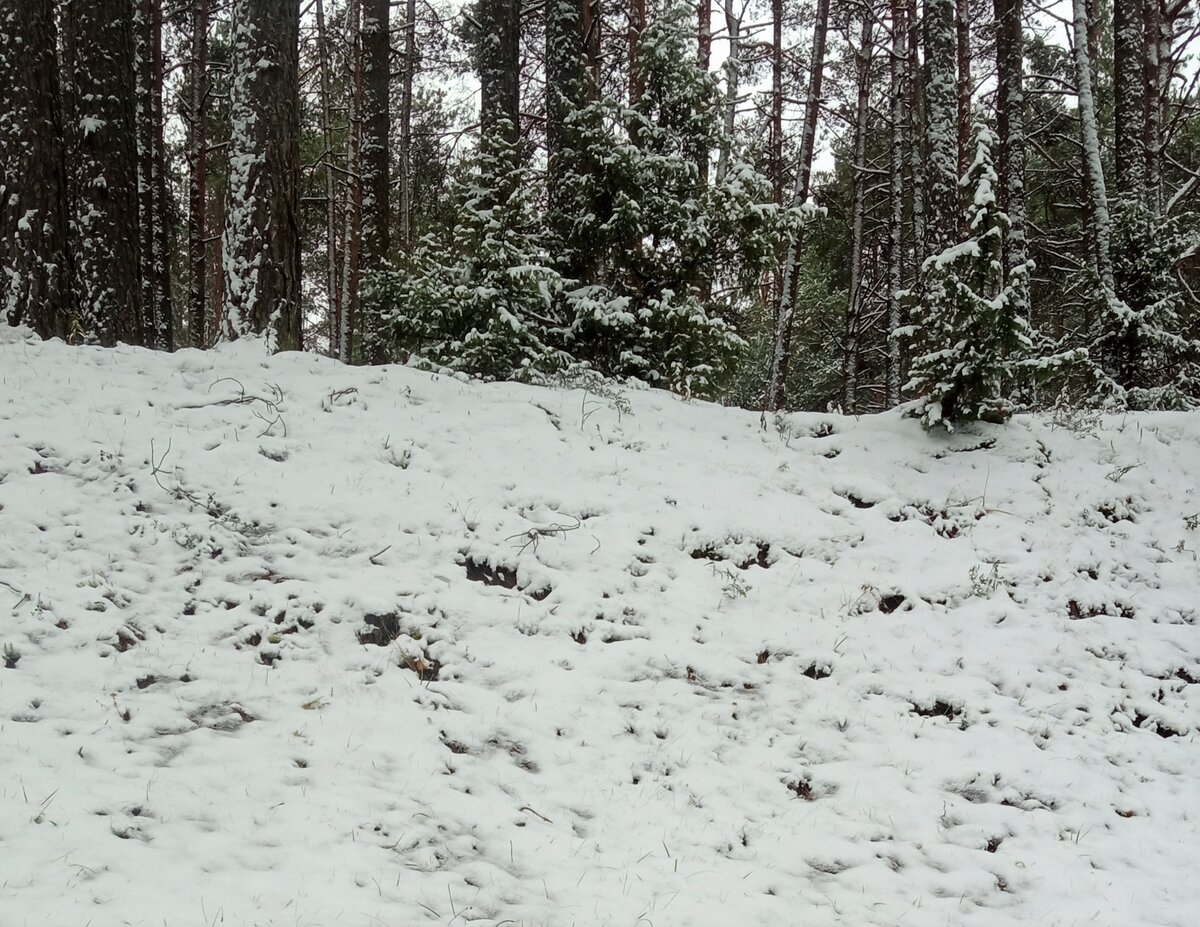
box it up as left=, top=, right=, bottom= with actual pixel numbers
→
left=187, top=0, right=208, bottom=347
left=923, top=0, right=959, bottom=255
left=956, top=0, right=972, bottom=177
left=1114, top=0, right=1147, bottom=199
left=765, top=0, right=829, bottom=411
left=360, top=0, right=390, bottom=362
left=151, top=0, right=172, bottom=350
left=907, top=0, right=925, bottom=270
left=697, top=0, right=712, bottom=186
left=715, top=0, right=740, bottom=183
left=547, top=0, right=589, bottom=277
left=70, top=0, right=142, bottom=346
left=1, top=0, right=71, bottom=339
left=221, top=0, right=301, bottom=351
left=843, top=10, right=874, bottom=414
left=995, top=0, right=1029, bottom=318
left=584, top=0, right=601, bottom=94
left=136, top=0, right=156, bottom=344
left=480, top=0, right=521, bottom=146
left=770, top=0, right=784, bottom=207
left=340, top=0, right=363, bottom=363
left=399, top=0, right=417, bottom=249
left=886, top=0, right=907, bottom=408
left=1142, top=0, right=1164, bottom=211
left=361, top=0, right=390, bottom=267
left=315, top=0, right=340, bottom=350
left=628, top=0, right=646, bottom=104
left=1070, top=0, right=1115, bottom=296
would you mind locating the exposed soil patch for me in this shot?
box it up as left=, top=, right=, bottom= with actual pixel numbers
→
left=358, top=611, right=403, bottom=646
left=911, top=700, right=962, bottom=721
left=464, top=557, right=518, bottom=589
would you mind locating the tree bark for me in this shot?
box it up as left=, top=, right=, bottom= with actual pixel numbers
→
left=187, top=0, right=209, bottom=347
left=361, top=0, right=390, bottom=267
left=480, top=0, right=521, bottom=146
left=547, top=0, right=590, bottom=276
left=398, top=0, right=418, bottom=248
left=843, top=10, right=874, bottom=414
left=629, top=0, right=646, bottom=104
left=70, top=0, right=142, bottom=346
left=135, top=0, right=155, bottom=344
left=770, top=0, right=784, bottom=207
left=0, top=0, right=71, bottom=339
left=1114, top=0, right=1146, bottom=199
left=1142, top=0, right=1164, bottom=210
left=907, top=0, right=925, bottom=270
left=886, top=0, right=908, bottom=407
left=360, top=0, right=390, bottom=362
left=995, top=0, right=1029, bottom=317
left=698, top=0, right=712, bottom=185
left=221, top=0, right=302, bottom=351
left=923, top=0, right=959, bottom=255
left=955, top=0, right=972, bottom=177
left=340, top=0, right=363, bottom=362
left=715, top=0, right=740, bottom=182
left=765, top=0, right=829, bottom=411
left=150, top=0, right=172, bottom=350
left=1070, top=0, right=1114, bottom=295
left=315, top=0, right=340, bottom=350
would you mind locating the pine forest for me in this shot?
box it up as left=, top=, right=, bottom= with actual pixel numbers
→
left=2, top=0, right=1198, bottom=423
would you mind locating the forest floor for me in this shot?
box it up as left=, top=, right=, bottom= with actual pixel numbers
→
left=2, top=326, right=1198, bottom=927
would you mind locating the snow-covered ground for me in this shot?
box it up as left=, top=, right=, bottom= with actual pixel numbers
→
left=1, top=326, right=1198, bottom=927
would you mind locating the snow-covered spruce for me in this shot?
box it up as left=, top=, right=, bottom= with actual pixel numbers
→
left=905, top=119, right=1031, bottom=429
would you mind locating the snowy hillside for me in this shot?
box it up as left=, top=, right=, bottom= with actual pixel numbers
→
left=2, top=326, right=1198, bottom=927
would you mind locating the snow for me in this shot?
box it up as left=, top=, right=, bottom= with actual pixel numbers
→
left=2, top=326, right=1199, bottom=927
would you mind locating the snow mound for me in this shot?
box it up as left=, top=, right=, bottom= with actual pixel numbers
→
left=2, top=328, right=1198, bottom=926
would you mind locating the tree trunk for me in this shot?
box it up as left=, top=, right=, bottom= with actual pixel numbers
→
left=1114, top=0, right=1146, bottom=199
left=361, top=0, right=390, bottom=267
left=0, top=0, right=71, bottom=339
left=843, top=11, right=874, bottom=414
left=995, top=0, right=1030, bottom=318
left=135, top=0, right=155, bottom=344
left=1070, top=0, right=1114, bottom=295
left=315, top=0, right=340, bottom=350
left=584, top=0, right=601, bottom=94
left=923, top=0, right=959, bottom=255
left=547, top=0, right=589, bottom=277
left=360, top=0, right=390, bottom=362
left=629, top=0, right=646, bottom=104
left=886, top=0, right=908, bottom=407
left=187, top=0, right=209, bottom=347
left=770, top=0, right=784, bottom=207
left=70, top=0, right=142, bottom=346
left=715, top=0, right=740, bottom=182
left=1142, top=0, right=1164, bottom=210
left=765, top=0, right=829, bottom=411
left=150, top=0, right=172, bottom=350
left=955, top=0, right=971, bottom=177
left=221, top=0, right=301, bottom=351
left=398, top=0, right=417, bottom=248
left=480, top=0, right=521, bottom=145
left=698, top=0, right=711, bottom=185
left=907, top=0, right=925, bottom=270
left=340, top=0, right=363, bottom=363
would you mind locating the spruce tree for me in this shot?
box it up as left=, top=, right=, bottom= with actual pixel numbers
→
left=906, top=119, right=1031, bottom=429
